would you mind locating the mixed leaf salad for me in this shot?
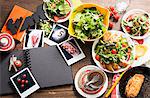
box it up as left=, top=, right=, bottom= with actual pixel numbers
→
left=44, top=0, right=71, bottom=21
left=73, top=7, right=106, bottom=40
left=122, top=13, right=150, bottom=36
left=37, top=21, right=52, bottom=37
left=94, top=32, right=134, bottom=72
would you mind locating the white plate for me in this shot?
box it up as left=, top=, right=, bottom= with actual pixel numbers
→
left=92, top=30, right=135, bottom=73
left=132, top=36, right=150, bottom=67
left=121, top=9, right=150, bottom=39
left=74, top=65, right=108, bottom=98
left=43, top=0, right=73, bottom=23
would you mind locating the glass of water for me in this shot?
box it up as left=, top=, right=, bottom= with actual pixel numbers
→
left=115, top=0, right=131, bottom=13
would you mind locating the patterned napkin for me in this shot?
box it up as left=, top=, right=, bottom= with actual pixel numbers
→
left=111, top=74, right=121, bottom=98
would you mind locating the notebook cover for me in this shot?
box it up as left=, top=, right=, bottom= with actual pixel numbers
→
left=1, top=5, right=33, bottom=42
left=28, top=46, right=73, bottom=88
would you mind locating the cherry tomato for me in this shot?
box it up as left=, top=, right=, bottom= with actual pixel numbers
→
left=22, top=74, right=27, bottom=79
left=122, top=43, right=127, bottom=47
left=14, top=60, right=22, bottom=68
left=95, top=55, right=100, bottom=61
left=109, top=22, right=114, bottom=29
left=110, top=12, right=113, bottom=17
left=125, top=26, right=131, bottom=32
left=112, top=10, right=118, bottom=15
left=114, top=14, right=120, bottom=21
left=109, top=6, right=115, bottom=11
left=54, top=16, right=59, bottom=21
left=135, top=57, right=138, bottom=60
left=17, top=78, right=21, bottom=83
left=135, top=39, right=144, bottom=44
left=111, top=49, right=117, bottom=54
left=21, top=84, right=24, bottom=88
left=25, top=80, right=29, bottom=84
left=21, top=80, right=25, bottom=84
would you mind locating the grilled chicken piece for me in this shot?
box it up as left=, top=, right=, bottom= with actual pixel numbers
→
left=125, top=74, right=145, bottom=98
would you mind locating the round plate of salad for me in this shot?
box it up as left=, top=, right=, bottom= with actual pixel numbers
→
left=68, top=3, right=110, bottom=41
left=43, top=0, right=72, bottom=23
left=122, top=9, right=150, bottom=39
left=92, top=30, right=135, bottom=73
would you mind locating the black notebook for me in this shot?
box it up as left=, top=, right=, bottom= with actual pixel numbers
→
left=0, top=46, right=73, bottom=95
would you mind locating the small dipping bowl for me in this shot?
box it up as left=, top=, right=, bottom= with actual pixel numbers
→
left=79, top=70, right=106, bottom=94
left=0, top=33, right=15, bottom=51
left=75, top=65, right=108, bottom=97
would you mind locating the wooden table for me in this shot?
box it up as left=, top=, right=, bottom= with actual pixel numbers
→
left=1, top=0, right=150, bottom=98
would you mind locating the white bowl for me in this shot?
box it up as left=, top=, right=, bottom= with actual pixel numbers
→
left=74, top=65, right=108, bottom=98
left=121, top=9, right=150, bottom=39
left=43, top=0, right=72, bottom=23
left=92, top=30, right=135, bottom=73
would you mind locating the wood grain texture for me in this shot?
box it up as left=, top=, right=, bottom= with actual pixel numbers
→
left=0, top=0, right=150, bottom=98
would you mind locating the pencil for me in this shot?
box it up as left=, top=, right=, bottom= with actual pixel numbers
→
left=105, top=71, right=125, bottom=98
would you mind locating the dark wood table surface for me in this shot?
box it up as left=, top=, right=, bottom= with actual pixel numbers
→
left=0, top=0, right=150, bottom=98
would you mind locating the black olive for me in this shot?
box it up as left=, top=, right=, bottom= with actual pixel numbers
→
left=144, top=13, right=149, bottom=18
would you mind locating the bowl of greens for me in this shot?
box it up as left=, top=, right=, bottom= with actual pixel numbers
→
left=122, top=9, right=150, bottom=39
left=36, top=20, right=53, bottom=38
left=68, top=3, right=110, bottom=41
left=92, top=30, right=135, bottom=73
left=43, top=0, right=72, bottom=23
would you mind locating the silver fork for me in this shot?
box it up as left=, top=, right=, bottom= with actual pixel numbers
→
left=86, top=75, right=100, bottom=86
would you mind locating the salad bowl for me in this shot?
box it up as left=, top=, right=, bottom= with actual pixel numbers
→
left=68, top=3, right=110, bottom=41
left=43, top=0, right=72, bottom=23
left=92, top=30, right=135, bottom=73
left=121, top=9, right=150, bottom=39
